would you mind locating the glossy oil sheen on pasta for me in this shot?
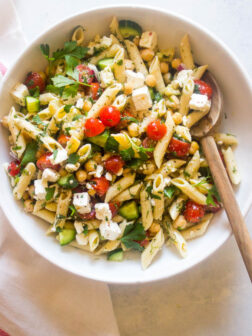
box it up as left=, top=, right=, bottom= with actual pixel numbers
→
left=2, top=17, right=241, bottom=269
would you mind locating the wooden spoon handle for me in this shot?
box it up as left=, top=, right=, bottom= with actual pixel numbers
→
left=201, top=136, right=252, bottom=282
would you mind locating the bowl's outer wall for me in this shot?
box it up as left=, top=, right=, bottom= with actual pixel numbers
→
left=0, top=6, right=251, bottom=283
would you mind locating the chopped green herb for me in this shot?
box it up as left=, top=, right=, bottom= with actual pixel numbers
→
left=32, top=115, right=44, bottom=125
left=72, top=114, right=83, bottom=121
left=69, top=205, right=76, bottom=217
left=120, top=147, right=135, bottom=161
left=64, top=105, right=72, bottom=113
left=67, top=153, right=80, bottom=164
left=120, top=116, right=139, bottom=124
left=45, top=187, right=55, bottom=201
left=53, top=149, right=58, bottom=161
left=121, top=222, right=146, bottom=252
left=105, top=136, right=119, bottom=152
left=206, top=185, right=221, bottom=206
left=164, top=185, right=176, bottom=199
left=83, top=224, right=88, bottom=235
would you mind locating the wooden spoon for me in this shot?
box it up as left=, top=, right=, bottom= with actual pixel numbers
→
left=191, top=71, right=252, bottom=282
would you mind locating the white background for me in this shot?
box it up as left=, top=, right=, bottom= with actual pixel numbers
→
left=13, top=1, right=252, bottom=335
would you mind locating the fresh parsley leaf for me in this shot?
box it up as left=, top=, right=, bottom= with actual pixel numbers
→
left=206, top=185, right=221, bottom=206
left=45, top=187, right=55, bottom=201
left=121, top=222, right=146, bottom=252
left=105, top=136, right=119, bottom=152
left=56, top=226, right=62, bottom=233
left=40, top=44, right=50, bottom=60
left=62, top=83, right=79, bottom=99
left=53, top=149, right=58, bottom=160
left=52, top=75, right=76, bottom=87
left=64, top=105, right=72, bottom=113
left=120, top=147, right=135, bottom=161
left=32, top=115, right=44, bottom=125
left=67, top=153, right=80, bottom=164
left=46, top=84, right=63, bottom=95
left=154, top=91, right=163, bottom=102
left=65, top=55, right=79, bottom=73
left=117, top=59, right=123, bottom=66
left=29, top=87, right=40, bottom=98
left=164, top=185, right=176, bottom=199
left=72, top=114, right=83, bottom=121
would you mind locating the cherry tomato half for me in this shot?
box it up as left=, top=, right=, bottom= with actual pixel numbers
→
left=90, top=82, right=101, bottom=100
left=8, top=160, right=20, bottom=177
left=183, top=200, right=205, bottom=223
left=92, top=177, right=110, bottom=197
left=99, top=106, right=121, bottom=127
left=24, top=72, right=45, bottom=93
left=105, top=155, right=125, bottom=174
left=58, top=134, right=70, bottom=147
left=146, top=120, right=167, bottom=141
left=76, top=64, right=96, bottom=84
left=36, top=153, right=60, bottom=171
left=194, top=80, right=213, bottom=99
left=85, top=118, right=105, bottom=137
left=109, top=202, right=120, bottom=217
left=168, top=137, right=190, bottom=157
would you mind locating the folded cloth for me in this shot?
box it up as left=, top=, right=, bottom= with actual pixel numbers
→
left=0, top=1, right=120, bottom=335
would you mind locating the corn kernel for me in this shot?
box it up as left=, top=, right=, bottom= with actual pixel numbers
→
left=189, top=141, right=199, bottom=155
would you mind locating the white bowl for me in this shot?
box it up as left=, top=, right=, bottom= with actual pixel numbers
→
left=0, top=5, right=252, bottom=284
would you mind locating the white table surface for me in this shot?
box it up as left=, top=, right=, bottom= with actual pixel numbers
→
left=13, top=0, right=252, bottom=335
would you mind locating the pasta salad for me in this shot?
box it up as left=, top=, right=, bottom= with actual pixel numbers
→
left=2, top=17, right=241, bottom=269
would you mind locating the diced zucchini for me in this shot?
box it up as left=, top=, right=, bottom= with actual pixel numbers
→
left=87, top=130, right=110, bottom=148
left=59, top=229, right=76, bottom=246
left=119, top=20, right=142, bottom=39
left=97, top=58, right=114, bottom=70
left=58, top=174, right=78, bottom=189
left=26, top=96, right=40, bottom=113
left=119, top=200, right=139, bottom=220
left=21, top=141, right=38, bottom=166
left=107, top=248, right=123, bottom=262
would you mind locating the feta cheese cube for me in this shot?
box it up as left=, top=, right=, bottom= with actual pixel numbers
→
left=176, top=70, right=193, bottom=87
left=95, top=203, right=112, bottom=221
left=49, top=149, right=68, bottom=165
left=139, top=31, right=158, bottom=50
left=100, top=67, right=114, bottom=88
left=125, top=70, right=145, bottom=89
left=76, top=233, right=89, bottom=245
left=99, top=220, right=121, bottom=241
left=42, top=168, right=60, bottom=183
left=105, top=172, right=113, bottom=181
left=74, top=221, right=85, bottom=234
left=89, top=164, right=103, bottom=178
left=76, top=98, right=84, bottom=109
left=34, top=179, right=47, bottom=200
left=73, top=192, right=91, bottom=215
left=11, top=83, right=29, bottom=106
left=100, top=36, right=112, bottom=49
left=189, top=93, right=211, bottom=112
left=132, top=86, right=152, bottom=111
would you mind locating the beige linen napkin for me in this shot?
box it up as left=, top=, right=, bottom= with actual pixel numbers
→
left=0, top=1, right=120, bottom=335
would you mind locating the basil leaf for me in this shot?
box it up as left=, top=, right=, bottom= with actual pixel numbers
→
left=105, top=136, right=119, bottom=152
left=45, top=187, right=55, bottom=201
left=121, top=222, right=146, bottom=252
left=164, top=186, right=176, bottom=199
left=62, top=83, right=79, bottom=99
left=120, top=147, right=135, bottom=161
left=67, top=153, right=80, bottom=164
left=64, top=105, right=72, bottom=113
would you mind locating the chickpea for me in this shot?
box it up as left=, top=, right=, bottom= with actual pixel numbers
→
left=140, top=48, right=155, bottom=62
left=76, top=170, right=87, bottom=183
left=83, top=99, right=92, bottom=113
left=22, top=191, right=30, bottom=201
left=163, top=72, right=172, bottom=85
left=24, top=199, right=34, bottom=213
left=145, top=74, right=156, bottom=87
left=124, top=82, right=133, bottom=95
left=189, top=141, right=199, bottom=155
left=171, top=58, right=182, bottom=69
left=124, top=59, right=135, bottom=71
left=160, top=62, right=169, bottom=74
left=142, top=161, right=156, bottom=175
left=84, top=159, right=97, bottom=172
left=172, top=112, right=183, bottom=125
left=149, top=222, right=161, bottom=234
left=128, top=123, right=140, bottom=137
left=93, top=152, right=102, bottom=164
